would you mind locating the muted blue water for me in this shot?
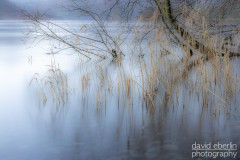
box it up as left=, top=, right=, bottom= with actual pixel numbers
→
left=0, top=20, right=240, bottom=160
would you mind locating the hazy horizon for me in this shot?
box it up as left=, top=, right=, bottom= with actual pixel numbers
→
left=0, top=0, right=108, bottom=20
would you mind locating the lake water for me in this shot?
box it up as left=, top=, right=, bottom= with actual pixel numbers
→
left=0, top=20, right=240, bottom=160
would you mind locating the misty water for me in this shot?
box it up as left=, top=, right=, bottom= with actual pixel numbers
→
left=0, top=20, right=240, bottom=160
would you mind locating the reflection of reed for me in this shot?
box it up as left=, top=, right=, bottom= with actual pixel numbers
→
left=28, top=43, right=240, bottom=160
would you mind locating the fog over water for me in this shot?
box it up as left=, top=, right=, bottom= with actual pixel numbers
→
left=0, top=20, right=240, bottom=160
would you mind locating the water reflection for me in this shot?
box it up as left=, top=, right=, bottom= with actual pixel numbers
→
left=0, top=20, right=240, bottom=160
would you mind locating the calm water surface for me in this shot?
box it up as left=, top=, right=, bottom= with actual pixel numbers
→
left=0, top=20, right=240, bottom=160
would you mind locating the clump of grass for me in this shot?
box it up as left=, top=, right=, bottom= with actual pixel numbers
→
left=30, top=58, right=69, bottom=106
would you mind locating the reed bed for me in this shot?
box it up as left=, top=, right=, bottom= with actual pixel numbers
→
left=29, top=5, right=240, bottom=116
